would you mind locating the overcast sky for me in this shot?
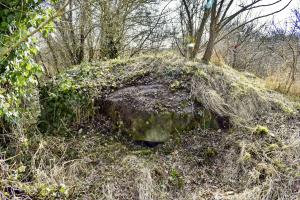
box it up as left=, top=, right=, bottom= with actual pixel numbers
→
left=166, top=0, right=299, bottom=25
left=262, top=0, right=299, bottom=24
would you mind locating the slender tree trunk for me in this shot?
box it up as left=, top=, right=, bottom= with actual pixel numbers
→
left=202, top=0, right=218, bottom=63
left=75, top=2, right=92, bottom=64
left=76, top=4, right=86, bottom=64
left=45, top=37, right=59, bottom=69
left=202, top=30, right=217, bottom=63
left=77, top=32, right=85, bottom=64
left=190, top=10, right=210, bottom=59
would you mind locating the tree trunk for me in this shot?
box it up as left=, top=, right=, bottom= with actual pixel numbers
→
left=202, top=30, right=217, bottom=63
left=190, top=10, right=210, bottom=59
left=202, top=0, right=218, bottom=63
left=45, top=37, right=59, bottom=69
left=75, top=3, right=87, bottom=64
left=76, top=32, right=85, bottom=64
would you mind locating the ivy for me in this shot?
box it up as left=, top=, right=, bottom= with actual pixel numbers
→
left=0, top=0, right=57, bottom=124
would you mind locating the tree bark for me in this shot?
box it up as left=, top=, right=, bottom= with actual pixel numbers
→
left=202, top=0, right=218, bottom=63
left=202, top=29, right=217, bottom=63
left=190, top=9, right=210, bottom=59
left=76, top=3, right=87, bottom=64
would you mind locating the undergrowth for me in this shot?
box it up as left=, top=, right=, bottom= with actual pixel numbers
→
left=1, top=53, right=299, bottom=199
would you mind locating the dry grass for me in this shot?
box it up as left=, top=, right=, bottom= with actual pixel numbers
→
left=1, top=54, right=299, bottom=199
left=265, top=69, right=300, bottom=97
left=211, top=49, right=227, bottom=67
left=191, top=62, right=297, bottom=128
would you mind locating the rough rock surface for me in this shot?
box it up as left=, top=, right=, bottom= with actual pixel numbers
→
left=102, top=84, right=220, bottom=142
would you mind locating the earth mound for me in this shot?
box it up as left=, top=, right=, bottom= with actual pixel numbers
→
left=101, top=84, right=222, bottom=142
left=39, top=54, right=298, bottom=138
left=26, top=54, right=300, bottom=199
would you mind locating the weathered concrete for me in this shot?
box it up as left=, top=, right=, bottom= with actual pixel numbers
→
left=101, top=84, right=222, bottom=142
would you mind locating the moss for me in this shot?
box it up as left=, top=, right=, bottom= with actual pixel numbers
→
left=195, top=69, right=208, bottom=79
left=242, top=152, right=252, bottom=162
left=205, top=147, right=218, bottom=158
left=128, top=110, right=201, bottom=142
left=153, top=102, right=168, bottom=112
left=268, top=143, right=279, bottom=151
left=169, top=168, right=184, bottom=189
left=273, top=159, right=286, bottom=172
left=197, top=110, right=220, bottom=130
left=253, top=125, right=269, bottom=136
left=295, top=103, right=300, bottom=110
left=170, top=80, right=182, bottom=91
left=276, top=100, right=296, bottom=115
left=109, top=57, right=131, bottom=67
left=130, top=113, right=172, bottom=142
left=256, top=163, right=275, bottom=177
left=282, top=106, right=295, bottom=115
left=17, top=182, right=69, bottom=199
left=179, top=100, right=190, bottom=109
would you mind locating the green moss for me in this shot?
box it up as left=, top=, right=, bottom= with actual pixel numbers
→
left=18, top=182, right=69, bottom=199
left=205, top=147, right=218, bottom=158
left=129, top=111, right=199, bottom=142
left=295, top=103, right=300, bottom=110
left=242, top=152, right=252, bottom=162
left=195, top=69, right=208, bottom=79
left=276, top=100, right=296, bottom=115
left=273, top=159, right=286, bottom=172
left=153, top=102, right=168, bottom=112
left=253, top=125, right=269, bottom=136
left=169, top=168, right=184, bottom=189
left=268, top=143, right=279, bottom=151
left=197, top=110, right=220, bottom=129
left=170, top=80, right=182, bottom=91
left=282, top=106, right=295, bottom=115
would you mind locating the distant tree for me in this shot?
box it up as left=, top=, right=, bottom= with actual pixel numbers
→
left=201, top=0, right=293, bottom=63
left=293, top=9, right=300, bottom=33
left=176, top=0, right=210, bottom=58
left=41, top=0, right=165, bottom=68
left=264, top=9, right=300, bottom=93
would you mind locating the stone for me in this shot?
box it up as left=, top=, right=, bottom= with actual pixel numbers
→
left=101, top=84, right=220, bottom=142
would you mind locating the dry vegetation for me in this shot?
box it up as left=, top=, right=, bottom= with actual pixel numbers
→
left=1, top=1, right=300, bottom=200
left=1, top=54, right=299, bottom=199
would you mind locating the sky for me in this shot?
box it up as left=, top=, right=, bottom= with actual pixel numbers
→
left=165, top=0, right=299, bottom=25
left=260, top=0, right=299, bottom=24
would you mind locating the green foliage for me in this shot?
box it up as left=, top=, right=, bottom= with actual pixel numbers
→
left=38, top=79, right=93, bottom=134
left=169, top=168, right=184, bottom=189
left=170, top=80, right=182, bottom=91
left=268, top=143, right=279, bottom=151
left=242, top=152, right=252, bottom=162
left=0, top=0, right=56, bottom=125
left=253, top=125, right=269, bottom=136
left=205, top=147, right=218, bottom=158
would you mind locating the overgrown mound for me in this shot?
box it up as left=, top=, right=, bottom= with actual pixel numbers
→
left=39, top=53, right=298, bottom=133
left=191, top=64, right=297, bottom=127
left=2, top=54, right=299, bottom=199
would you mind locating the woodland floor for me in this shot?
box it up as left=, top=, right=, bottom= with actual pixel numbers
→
left=38, top=110, right=299, bottom=199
